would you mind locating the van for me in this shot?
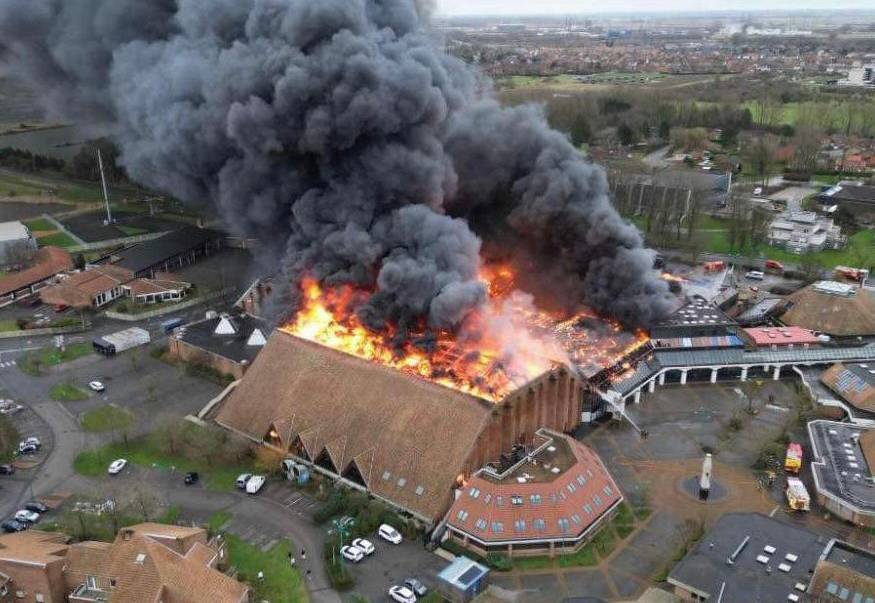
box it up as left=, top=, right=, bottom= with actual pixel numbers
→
left=245, top=475, right=266, bottom=494
left=745, top=270, right=764, bottom=280
left=161, top=317, right=185, bottom=333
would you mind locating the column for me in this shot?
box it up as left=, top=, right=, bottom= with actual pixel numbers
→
left=634, top=389, right=642, bottom=404
left=658, top=372, right=666, bottom=386
left=648, top=379, right=656, bottom=393
left=680, top=370, right=688, bottom=385
left=549, top=541, right=555, bottom=559
left=710, top=368, right=719, bottom=384
left=773, top=365, right=781, bottom=381
left=740, top=367, right=748, bottom=382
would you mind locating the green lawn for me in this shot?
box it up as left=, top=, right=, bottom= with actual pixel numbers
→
left=23, top=217, right=56, bottom=232
left=73, top=424, right=257, bottom=491
left=35, top=231, right=77, bottom=248
left=0, top=170, right=147, bottom=205
left=49, top=382, right=89, bottom=402
left=81, top=405, right=134, bottom=433
left=208, top=511, right=232, bottom=533
left=21, top=342, right=94, bottom=375
left=226, top=535, right=309, bottom=603
left=0, top=320, right=21, bottom=332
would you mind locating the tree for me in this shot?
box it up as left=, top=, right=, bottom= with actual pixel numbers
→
left=617, top=122, right=635, bottom=146
left=746, top=134, right=776, bottom=188
left=791, top=125, right=821, bottom=176
left=569, top=113, right=591, bottom=147
left=74, top=253, right=86, bottom=270
left=745, top=379, right=765, bottom=414
left=798, top=253, right=824, bottom=283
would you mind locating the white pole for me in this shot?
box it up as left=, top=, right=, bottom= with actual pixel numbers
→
left=97, top=148, right=113, bottom=224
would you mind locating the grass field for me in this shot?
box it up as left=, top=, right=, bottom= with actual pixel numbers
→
left=0, top=320, right=20, bottom=332
left=226, top=535, right=309, bottom=603
left=73, top=425, right=257, bottom=491
left=36, top=231, right=78, bottom=248
left=20, top=343, right=93, bottom=376
left=49, top=382, right=89, bottom=402
left=81, top=405, right=134, bottom=433
left=23, top=217, right=56, bottom=232
left=0, top=170, right=146, bottom=205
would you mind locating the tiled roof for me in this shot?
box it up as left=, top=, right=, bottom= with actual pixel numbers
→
left=743, top=326, right=820, bottom=347
left=778, top=285, right=875, bottom=336
left=445, top=434, right=622, bottom=543
left=216, top=329, right=495, bottom=522
left=0, top=530, right=69, bottom=565
left=39, top=264, right=133, bottom=308
left=0, top=246, right=72, bottom=296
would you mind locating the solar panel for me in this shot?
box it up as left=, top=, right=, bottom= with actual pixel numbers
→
left=457, top=566, right=484, bottom=586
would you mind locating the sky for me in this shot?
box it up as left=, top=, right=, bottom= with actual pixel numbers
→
left=435, top=0, right=874, bottom=16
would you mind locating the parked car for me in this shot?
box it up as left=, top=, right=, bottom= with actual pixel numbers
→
left=0, top=400, right=23, bottom=415
left=184, top=472, right=199, bottom=485
left=378, top=523, right=402, bottom=544
left=745, top=270, right=765, bottom=280
left=404, top=578, right=427, bottom=597
left=1, top=519, right=26, bottom=533
left=24, top=501, right=48, bottom=514
left=388, top=585, right=416, bottom=603
left=245, top=475, right=266, bottom=494
left=340, top=545, right=365, bottom=563
left=235, top=473, right=252, bottom=489
left=17, top=443, right=38, bottom=456
left=88, top=381, right=105, bottom=392
left=107, top=459, right=128, bottom=475
left=351, top=538, right=374, bottom=555
left=0, top=464, right=14, bottom=475
left=14, top=510, right=39, bottom=524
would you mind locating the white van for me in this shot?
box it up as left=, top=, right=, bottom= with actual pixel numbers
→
left=378, top=523, right=402, bottom=544
left=245, top=475, right=266, bottom=494
left=745, top=270, right=765, bottom=280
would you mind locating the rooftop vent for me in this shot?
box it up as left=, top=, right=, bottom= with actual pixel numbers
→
left=214, top=315, right=237, bottom=335
left=247, top=328, right=266, bottom=347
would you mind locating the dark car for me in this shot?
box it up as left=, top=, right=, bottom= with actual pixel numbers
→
left=404, top=578, right=428, bottom=597
left=1, top=519, right=26, bottom=533
left=25, top=502, right=48, bottom=514
left=17, top=444, right=38, bottom=456
left=184, top=472, right=199, bottom=485
left=0, top=464, right=14, bottom=475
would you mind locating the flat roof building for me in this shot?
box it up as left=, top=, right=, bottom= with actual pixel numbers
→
left=168, top=313, right=268, bottom=379
left=101, top=226, right=223, bottom=278
left=810, top=539, right=875, bottom=601
left=437, top=556, right=489, bottom=603
left=807, top=420, right=875, bottom=526
left=667, top=512, right=825, bottom=603
left=742, top=326, right=821, bottom=349
left=444, top=429, right=622, bottom=559
left=650, top=297, right=736, bottom=340
left=0, top=220, right=37, bottom=267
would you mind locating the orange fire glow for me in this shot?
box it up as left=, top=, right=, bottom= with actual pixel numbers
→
left=282, top=266, right=650, bottom=401
left=660, top=272, right=687, bottom=283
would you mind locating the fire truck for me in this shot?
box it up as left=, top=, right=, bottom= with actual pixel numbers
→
left=834, top=266, right=869, bottom=284
left=785, top=477, right=810, bottom=512
left=784, top=442, right=803, bottom=474
left=703, top=260, right=725, bottom=272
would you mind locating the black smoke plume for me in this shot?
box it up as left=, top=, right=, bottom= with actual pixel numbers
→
left=0, top=0, right=673, bottom=329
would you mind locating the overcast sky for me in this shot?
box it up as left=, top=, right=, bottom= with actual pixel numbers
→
left=436, top=0, right=873, bottom=16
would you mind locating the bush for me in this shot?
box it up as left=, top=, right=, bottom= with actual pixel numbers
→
left=485, top=552, right=512, bottom=571
left=323, top=542, right=355, bottom=590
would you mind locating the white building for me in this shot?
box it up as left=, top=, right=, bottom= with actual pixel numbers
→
left=841, top=65, right=874, bottom=87
left=0, top=221, right=38, bottom=267
left=767, top=210, right=846, bottom=254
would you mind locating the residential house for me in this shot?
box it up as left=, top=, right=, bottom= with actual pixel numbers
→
left=0, top=530, right=69, bottom=603
left=39, top=265, right=191, bottom=310
left=0, top=247, right=72, bottom=306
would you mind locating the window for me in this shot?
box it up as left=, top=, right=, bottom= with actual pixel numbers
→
left=583, top=504, right=593, bottom=515
left=530, top=494, right=542, bottom=505
left=567, top=483, right=577, bottom=493
left=492, top=521, right=504, bottom=533
left=397, top=477, right=406, bottom=488
left=559, top=490, right=567, bottom=500
left=571, top=514, right=582, bottom=525
left=86, top=576, right=97, bottom=589
left=469, top=487, right=480, bottom=499
left=511, top=495, right=523, bottom=506
left=532, top=519, right=546, bottom=532
left=415, top=485, right=424, bottom=496
left=382, top=471, right=391, bottom=481
left=557, top=518, right=570, bottom=533
left=549, top=493, right=557, bottom=504
left=495, top=496, right=504, bottom=507
left=35, top=595, right=44, bottom=603
left=456, top=510, right=469, bottom=522
left=594, top=495, right=603, bottom=507
left=475, top=518, right=487, bottom=530
left=483, top=494, right=492, bottom=504
left=586, top=469, right=593, bottom=478
left=110, top=578, right=117, bottom=587
left=603, top=485, right=613, bottom=496
left=577, top=474, right=586, bottom=486
left=514, top=519, right=526, bottom=533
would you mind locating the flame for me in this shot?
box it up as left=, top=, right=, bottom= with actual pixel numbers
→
left=660, top=272, right=687, bottom=283
left=283, top=266, right=650, bottom=401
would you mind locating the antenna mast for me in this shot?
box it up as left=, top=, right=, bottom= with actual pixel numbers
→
left=97, top=148, right=113, bottom=224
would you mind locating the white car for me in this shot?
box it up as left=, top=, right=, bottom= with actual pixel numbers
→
left=745, top=270, right=765, bottom=280
left=88, top=381, right=105, bottom=392
left=14, top=509, right=39, bottom=524
left=378, top=523, right=402, bottom=545
left=245, top=475, right=266, bottom=494
left=107, top=459, right=127, bottom=475
left=388, top=585, right=416, bottom=603
left=351, top=538, right=374, bottom=555
left=340, top=545, right=365, bottom=563
left=235, top=473, right=252, bottom=489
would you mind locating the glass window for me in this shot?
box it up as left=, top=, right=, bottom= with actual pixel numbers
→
left=571, top=514, right=582, bottom=525
left=415, top=485, right=424, bottom=496
left=577, top=475, right=586, bottom=486
left=511, top=495, right=523, bottom=506
left=469, top=487, right=480, bottom=499
left=382, top=471, right=391, bottom=481
left=397, top=477, right=406, bottom=488
left=514, top=519, right=526, bottom=533
left=558, top=518, right=570, bottom=532
left=594, top=495, right=602, bottom=507
left=603, top=485, right=613, bottom=496
left=475, top=518, right=487, bottom=530
left=567, top=483, right=577, bottom=493
left=533, top=519, right=546, bottom=531
left=491, top=521, right=504, bottom=533
left=456, top=510, right=468, bottom=522
left=530, top=494, right=542, bottom=505
left=483, top=494, right=492, bottom=504
left=549, top=493, right=558, bottom=504
left=495, top=496, right=504, bottom=507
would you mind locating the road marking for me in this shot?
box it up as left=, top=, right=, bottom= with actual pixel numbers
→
left=769, top=505, right=779, bottom=517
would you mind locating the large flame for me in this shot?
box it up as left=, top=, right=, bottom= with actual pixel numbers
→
left=282, top=266, right=649, bottom=401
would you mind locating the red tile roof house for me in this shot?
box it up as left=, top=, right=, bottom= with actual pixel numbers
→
left=443, top=428, right=623, bottom=559
left=39, top=265, right=191, bottom=310
left=741, top=326, right=821, bottom=350
left=0, top=247, right=72, bottom=307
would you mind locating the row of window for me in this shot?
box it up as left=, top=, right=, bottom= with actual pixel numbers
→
left=456, top=490, right=612, bottom=535
left=380, top=470, right=425, bottom=496
left=468, top=470, right=607, bottom=507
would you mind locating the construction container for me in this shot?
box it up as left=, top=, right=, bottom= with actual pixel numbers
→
left=93, top=327, right=151, bottom=356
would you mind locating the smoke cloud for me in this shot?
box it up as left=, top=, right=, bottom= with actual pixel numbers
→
left=0, top=0, right=673, bottom=329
